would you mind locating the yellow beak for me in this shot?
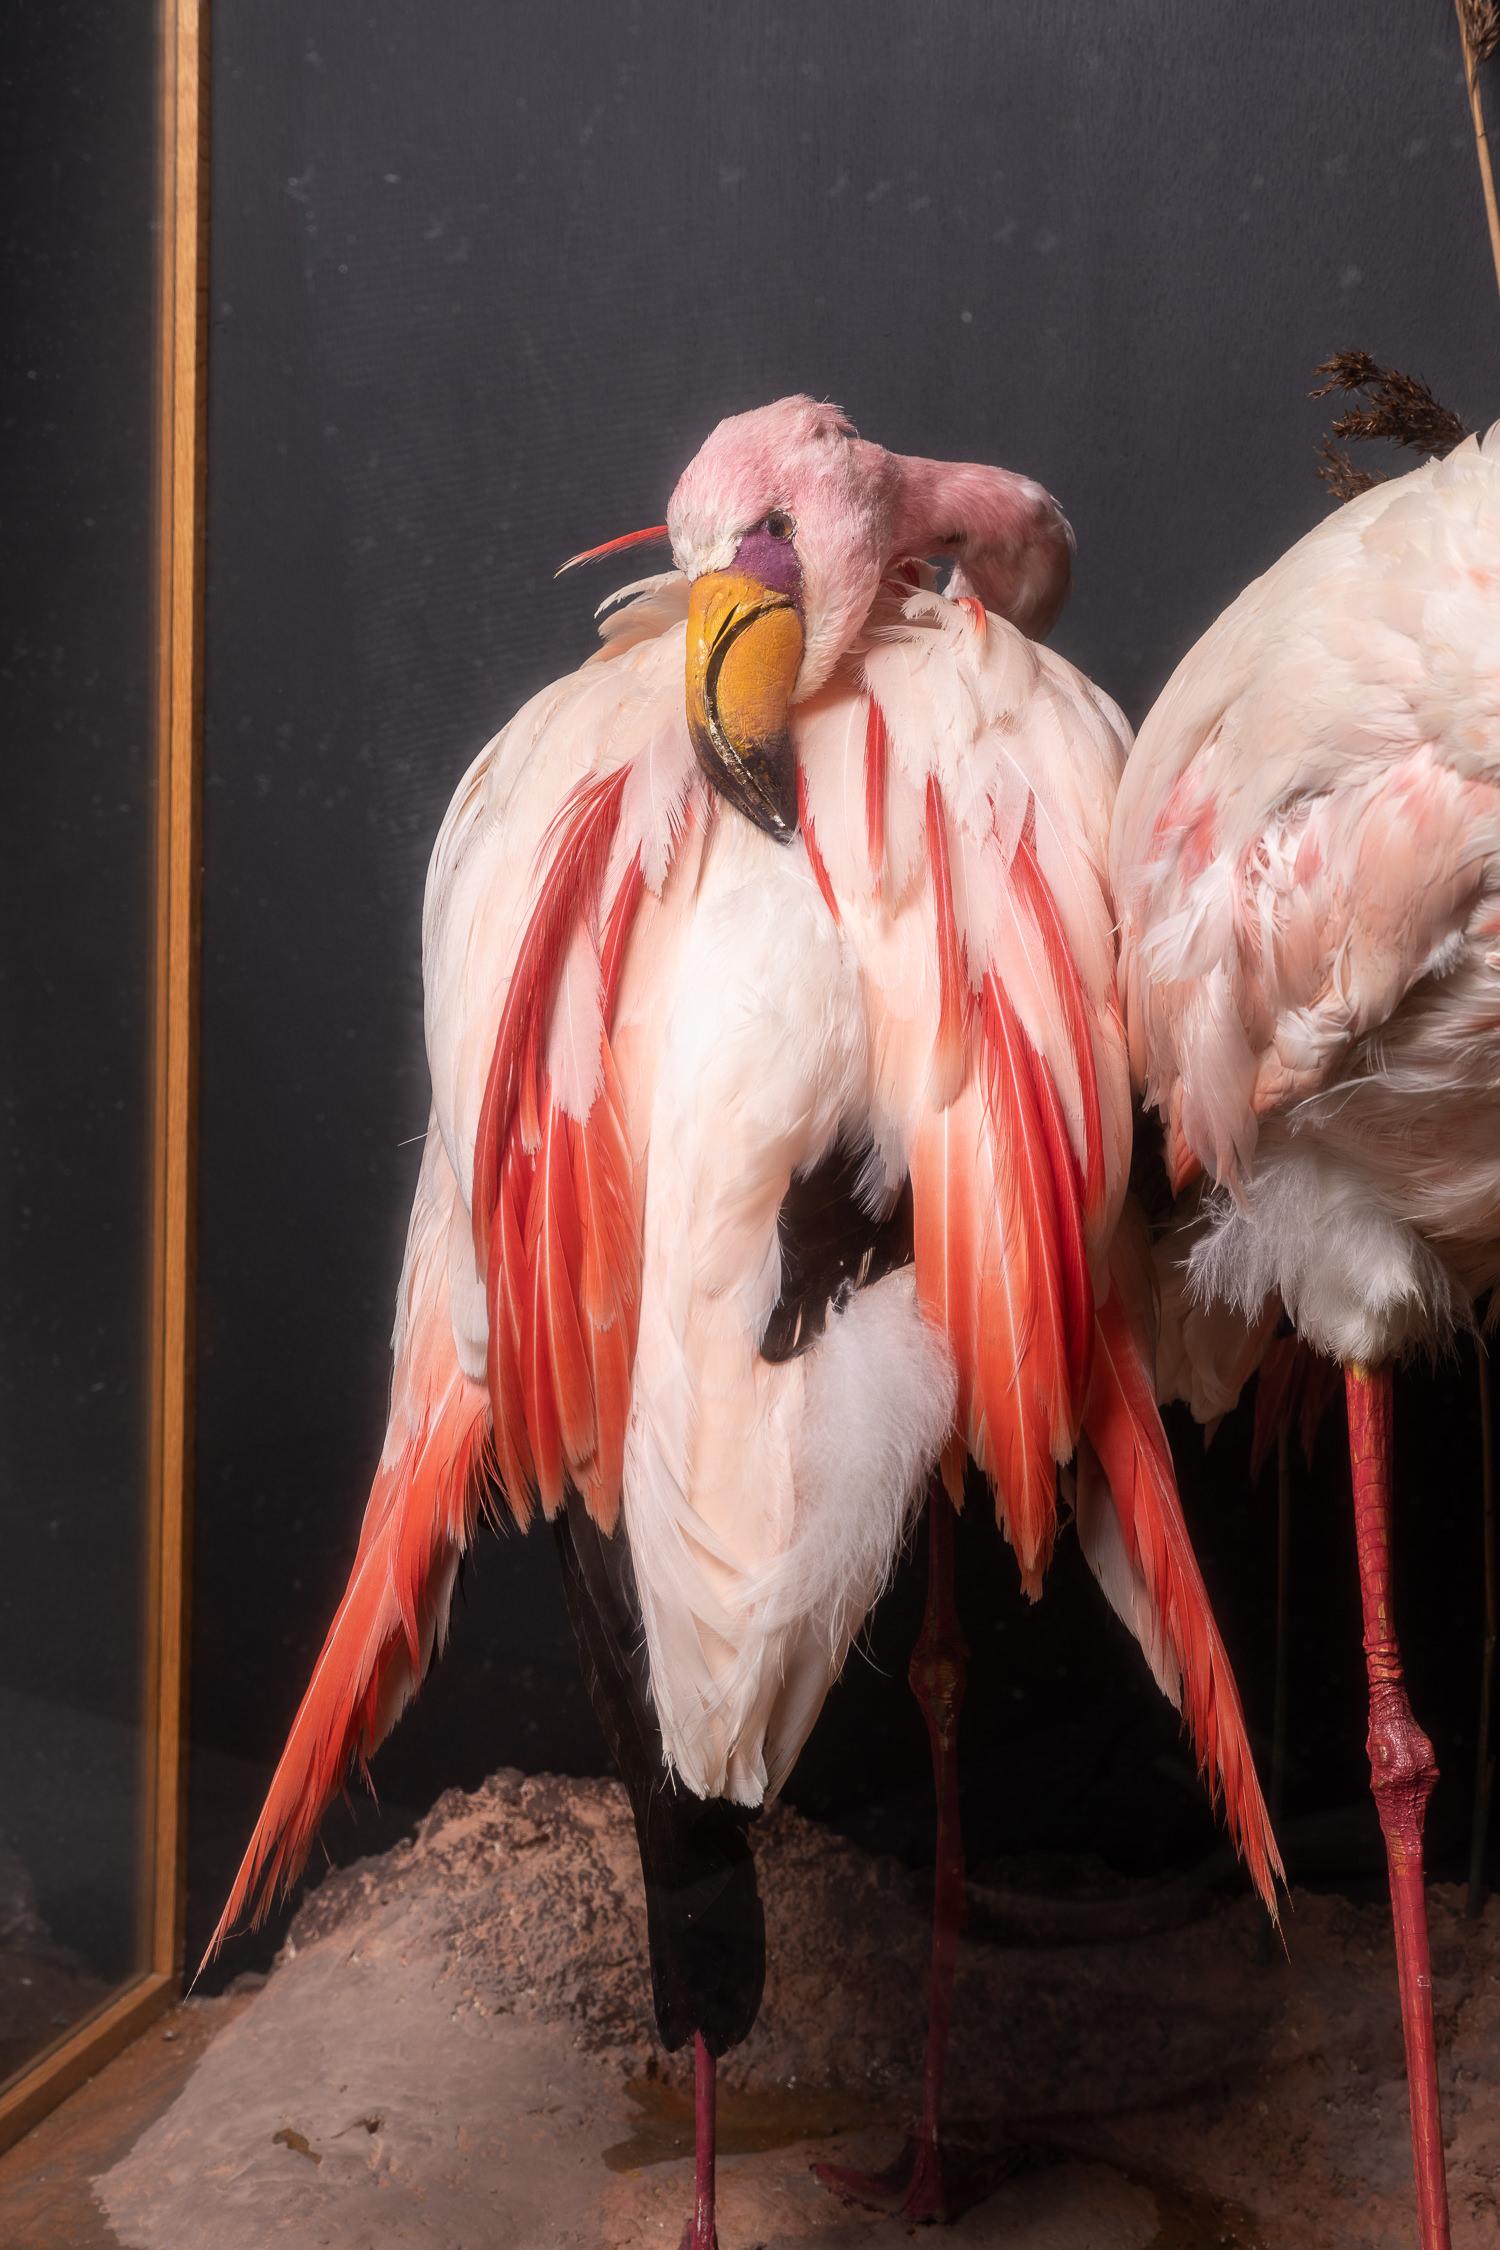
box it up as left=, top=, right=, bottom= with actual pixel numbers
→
left=685, top=570, right=804, bottom=840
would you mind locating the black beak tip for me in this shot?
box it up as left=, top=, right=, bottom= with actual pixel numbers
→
left=690, top=727, right=799, bottom=842
left=755, top=768, right=799, bottom=844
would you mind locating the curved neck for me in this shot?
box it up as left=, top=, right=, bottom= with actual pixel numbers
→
left=887, top=453, right=1074, bottom=638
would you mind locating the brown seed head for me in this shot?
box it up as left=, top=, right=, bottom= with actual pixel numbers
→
left=1310, top=352, right=1470, bottom=505
left=1459, top=0, right=1500, bottom=68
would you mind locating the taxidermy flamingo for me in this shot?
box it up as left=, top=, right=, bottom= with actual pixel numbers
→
left=212, top=396, right=1279, bottom=2247
left=1112, top=418, right=1500, bottom=2250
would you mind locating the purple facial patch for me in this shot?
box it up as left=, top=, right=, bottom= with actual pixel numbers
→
left=733, top=521, right=803, bottom=604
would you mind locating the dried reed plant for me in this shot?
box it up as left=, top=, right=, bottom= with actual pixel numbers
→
left=1311, top=352, right=1469, bottom=501
left=1455, top=0, right=1500, bottom=298
left=1458, top=0, right=1500, bottom=69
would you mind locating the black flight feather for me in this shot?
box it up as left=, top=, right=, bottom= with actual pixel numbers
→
left=760, top=1137, right=914, bottom=1363
left=553, top=1493, right=765, bottom=2056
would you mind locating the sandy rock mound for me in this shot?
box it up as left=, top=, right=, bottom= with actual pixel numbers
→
left=98, top=1770, right=1500, bottom=2249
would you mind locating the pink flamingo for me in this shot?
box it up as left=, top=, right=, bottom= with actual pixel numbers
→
left=211, top=398, right=1277, bottom=2246
left=1112, top=419, right=1500, bottom=2250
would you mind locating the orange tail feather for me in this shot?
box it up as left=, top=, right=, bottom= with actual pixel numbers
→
left=473, top=765, right=631, bottom=1264
left=1084, top=1282, right=1283, bottom=1912
left=204, top=1377, right=491, bottom=1962
left=974, top=975, right=1068, bottom=1582
left=1013, top=827, right=1106, bottom=1223
left=925, top=776, right=968, bottom=1105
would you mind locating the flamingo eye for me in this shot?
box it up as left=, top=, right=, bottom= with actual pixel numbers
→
left=764, top=509, right=797, bottom=543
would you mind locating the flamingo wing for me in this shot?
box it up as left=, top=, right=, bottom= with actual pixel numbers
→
left=210, top=595, right=697, bottom=1944
left=207, top=1120, right=492, bottom=1947
left=1112, top=427, right=1500, bottom=1195
left=798, top=591, right=1133, bottom=1551
left=214, top=566, right=1281, bottom=1948
left=800, top=585, right=1280, bottom=1905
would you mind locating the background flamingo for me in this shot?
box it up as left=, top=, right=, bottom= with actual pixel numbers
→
left=212, top=397, right=1278, bottom=2248
left=1112, top=415, right=1500, bottom=2250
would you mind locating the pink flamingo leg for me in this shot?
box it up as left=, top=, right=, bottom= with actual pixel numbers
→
left=815, top=1487, right=970, bottom=2222
left=1345, top=1364, right=1451, bottom=2250
left=678, top=2033, right=719, bottom=2250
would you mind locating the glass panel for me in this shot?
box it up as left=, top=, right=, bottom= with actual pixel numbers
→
left=0, top=1, right=162, bottom=2084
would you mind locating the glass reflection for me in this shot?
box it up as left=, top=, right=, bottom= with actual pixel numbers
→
left=0, top=0, right=162, bottom=2083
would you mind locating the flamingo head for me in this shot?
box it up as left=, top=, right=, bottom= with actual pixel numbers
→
left=669, top=396, right=913, bottom=837
left=567, top=395, right=1074, bottom=841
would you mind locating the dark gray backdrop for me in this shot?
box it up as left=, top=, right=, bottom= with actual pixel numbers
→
left=190, top=0, right=1498, bottom=1973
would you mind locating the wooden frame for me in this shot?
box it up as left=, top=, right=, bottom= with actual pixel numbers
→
left=0, top=0, right=208, bottom=2153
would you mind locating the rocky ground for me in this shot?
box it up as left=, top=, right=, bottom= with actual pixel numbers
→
left=93, top=1770, right=1500, bottom=2249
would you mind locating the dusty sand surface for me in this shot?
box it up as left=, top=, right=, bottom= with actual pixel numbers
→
left=96, top=1770, right=1500, bottom=2248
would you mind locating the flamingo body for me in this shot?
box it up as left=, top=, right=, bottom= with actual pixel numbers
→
left=1112, top=421, right=1500, bottom=2250
left=214, top=407, right=1279, bottom=2212
left=1113, top=424, right=1500, bottom=1367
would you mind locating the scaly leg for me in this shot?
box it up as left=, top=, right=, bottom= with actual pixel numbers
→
left=1259, top=1420, right=1294, bottom=1970
left=677, top=2033, right=718, bottom=2250
left=1468, top=1336, right=1495, bottom=1919
left=1271, top=1419, right=1292, bottom=1834
left=1345, top=1363, right=1451, bottom=2250
left=815, top=1486, right=973, bottom=2222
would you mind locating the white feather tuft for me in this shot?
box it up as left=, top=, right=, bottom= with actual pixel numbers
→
left=1152, top=1194, right=1275, bottom=1422
left=593, top=570, right=690, bottom=648
left=1189, top=1136, right=1460, bottom=1367
left=618, top=718, right=697, bottom=895
left=757, top=1270, right=958, bottom=1795
left=774, top=1273, right=954, bottom=1648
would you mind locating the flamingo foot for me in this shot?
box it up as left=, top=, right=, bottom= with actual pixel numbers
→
left=813, top=2132, right=1016, bottom=2225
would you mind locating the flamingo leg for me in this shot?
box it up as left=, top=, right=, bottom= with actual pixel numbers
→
left=1468, top=1337, right=1495, bottom=1919
left=1259, top=1420, right=1294, bottom=1969
left=815, top=1486, right=972, bottom=2223
left=677, top=2033, right=719, bottom=2250
left=1345, top=1363, right=1451, bottom=2250
left=1271, top=1419, right=1292, bottom=1833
